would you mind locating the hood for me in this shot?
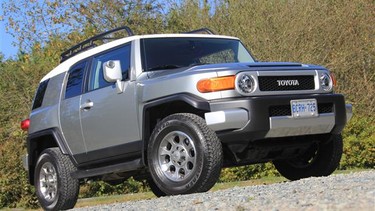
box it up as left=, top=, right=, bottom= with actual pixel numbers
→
left=245, top=61, right=325, bottom=70
left=146, top=61, right=326, bottom=79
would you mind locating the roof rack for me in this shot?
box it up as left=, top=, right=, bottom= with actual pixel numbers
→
left=60, top=26, right=134, bottom=63
left=184, top=28, right=215, bottom=35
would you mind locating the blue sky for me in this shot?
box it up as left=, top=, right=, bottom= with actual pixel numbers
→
left=0, top=0, right=213, bottom=60
left=0, top=19, right=18, bottom=59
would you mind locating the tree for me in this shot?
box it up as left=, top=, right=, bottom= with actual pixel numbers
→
left=1, top=0, right=164, bottom=53
left=0, top=0, right=373, bottom=208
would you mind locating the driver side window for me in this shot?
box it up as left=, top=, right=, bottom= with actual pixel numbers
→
left=89, top=44, right=131, bottom=91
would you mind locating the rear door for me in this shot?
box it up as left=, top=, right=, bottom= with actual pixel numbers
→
left=78, top=44, right=141, bottom=164
left=60, top=61, right=88, bottom=156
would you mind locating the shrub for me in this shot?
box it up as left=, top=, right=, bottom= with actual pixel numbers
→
left=0, top=140, right=38, bottom=208
left=340, top=115, right=375, bottom=169
left=79, top=178, right=149, bottom=198
left=219, top=163, right=280, bottom=183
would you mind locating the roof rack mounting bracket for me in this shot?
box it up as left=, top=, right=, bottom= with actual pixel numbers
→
left=184, top=28, right=215, bottom=35
left=60, top=26, right=134, bottom=63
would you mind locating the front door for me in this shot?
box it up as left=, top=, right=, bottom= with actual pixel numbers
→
left=79, top=44, right=141, bottom=164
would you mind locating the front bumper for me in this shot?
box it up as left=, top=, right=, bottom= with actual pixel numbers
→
left=204, top=94, right=351, bottom=143
left=22, top=154, right=29, bottom=171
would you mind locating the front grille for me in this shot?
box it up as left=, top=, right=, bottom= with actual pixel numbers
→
left=269, top=105, right=291, bottom=117
left=269, top=103, right=333, bottom=117
left=318, top=103, right=334, bottom=114
left=258, top=75, right=315, bottom=91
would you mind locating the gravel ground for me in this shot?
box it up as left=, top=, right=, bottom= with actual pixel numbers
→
left=74, top=171, right=375, bottom=211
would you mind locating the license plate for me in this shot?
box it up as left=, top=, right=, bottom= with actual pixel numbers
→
left=291, top=99, right=318, bottom=118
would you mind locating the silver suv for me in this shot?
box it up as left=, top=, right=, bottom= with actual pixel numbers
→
left=21, top=27, right=352, bottom=210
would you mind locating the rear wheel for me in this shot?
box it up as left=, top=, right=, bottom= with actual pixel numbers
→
left=273, top=134, right=343, bottom=180
left=35, top=148, right=79, bottom=210
left=147, top=113, right=222, bottom=196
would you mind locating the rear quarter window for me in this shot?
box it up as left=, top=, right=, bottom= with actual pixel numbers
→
left=32, top=79, right=49, bottom=110
left=65, top=61, right=87, bottom=99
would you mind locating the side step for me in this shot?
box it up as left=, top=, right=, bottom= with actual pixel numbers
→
left=71, top=159, right=143, bottom=179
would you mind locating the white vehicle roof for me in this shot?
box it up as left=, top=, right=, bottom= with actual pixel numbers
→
left=41, top=34, right=239, bottom=82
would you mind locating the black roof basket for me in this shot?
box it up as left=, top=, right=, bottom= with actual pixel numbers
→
left=60, top=26, right=134, bottom=63
left=184, top=28, right=215, bottom=35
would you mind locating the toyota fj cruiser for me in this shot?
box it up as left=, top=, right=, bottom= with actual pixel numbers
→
left=21, top=27, right=352, bottom=210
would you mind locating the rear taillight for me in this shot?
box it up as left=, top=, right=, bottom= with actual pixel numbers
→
left=21, top=119, right=30, bottom=131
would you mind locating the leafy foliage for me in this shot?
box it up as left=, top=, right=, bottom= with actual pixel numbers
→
left=219, top=163, right=280, bottom=183
left=79, top=178, right=149, bottom=198
left=341, top=115, right=375, bottom=169
left=0, top=0, right=374, bottom=208
left=0, top=0, right=164, bottom=50
left=0, top=140, right=38, bottom=208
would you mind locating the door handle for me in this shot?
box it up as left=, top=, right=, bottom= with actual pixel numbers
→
left=80, top=100, right=94, bottom=110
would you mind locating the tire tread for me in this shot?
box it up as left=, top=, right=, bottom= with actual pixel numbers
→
left=177, top=113, right=222, bottom=193
left=273, top=134, right=343, bottom=181
left=148, top=113, right=223, bottom=195
left=36, top=148, right=79, bottom=210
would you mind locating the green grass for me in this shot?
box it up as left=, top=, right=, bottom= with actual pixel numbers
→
left=75, top=192, right=155, bottom=208
left=212, top=175, right=287, bottom=191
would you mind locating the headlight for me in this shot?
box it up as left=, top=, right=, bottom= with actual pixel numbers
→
left=236, top=73, right=256, bottom=95
left=320, top=73, right=333, bottom=91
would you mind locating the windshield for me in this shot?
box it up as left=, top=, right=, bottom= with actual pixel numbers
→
left=141, top=37, right=255, bottom=71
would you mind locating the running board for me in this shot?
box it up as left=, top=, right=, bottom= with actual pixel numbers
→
left=71, top=159, right=143, bottom=179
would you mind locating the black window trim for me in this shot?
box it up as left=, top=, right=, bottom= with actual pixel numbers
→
left=64, top=60, right=89, bottom=99
left=85, top=43, right=132, bottom=93
left=62, top=41, right=132, bottom=98
left=31, top=79, right=50, bottom=110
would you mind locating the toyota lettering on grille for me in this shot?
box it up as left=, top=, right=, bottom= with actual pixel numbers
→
left=276, top=80, right=300, bottom=86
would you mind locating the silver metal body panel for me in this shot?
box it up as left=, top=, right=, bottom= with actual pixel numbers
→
left=132, top=39, right=143, bottom=79
left=22, top=154, right=29, bottom=171
left=346, top=104, right=353, bottom=121
left=205, top=108, right=339, bottom=138
left=205, top=109, right=248, bottom=131
left=137, top=65, right=332, bottom=102
left=60, top=94, right=86, bottom=155
left=29, top=73, right=65, bottom=134
left=138, top=70, right=221, bottom=102
left=29, top=104, right=60, bottom=133
left=266, top=113, right=335, bottom=138
left=80, top=81, right=140, bottom=152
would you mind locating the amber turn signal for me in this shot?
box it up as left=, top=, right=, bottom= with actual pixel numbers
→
left=330, top=72, right=337, bottom=87
left=197, top=76, right=235, bottom=93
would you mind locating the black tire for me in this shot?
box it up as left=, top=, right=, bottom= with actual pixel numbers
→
left=273, top=134, right=343, bottom=181
left=147, top=113, right=222, bottom=196
left=147, top=179, right=167, bottom=197
left=34, top=148, right=79, bottom=210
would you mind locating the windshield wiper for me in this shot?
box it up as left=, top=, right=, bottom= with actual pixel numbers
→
left=147, top=64, right=183, bottom=71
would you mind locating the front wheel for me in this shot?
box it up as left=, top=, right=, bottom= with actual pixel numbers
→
left=35, top=148, right=79, bottom=210
left=147, top=178, right=167, bottom=197
left=273, top=134, right=343, bottom=181
left=147, top=113, right=223, bottom=196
